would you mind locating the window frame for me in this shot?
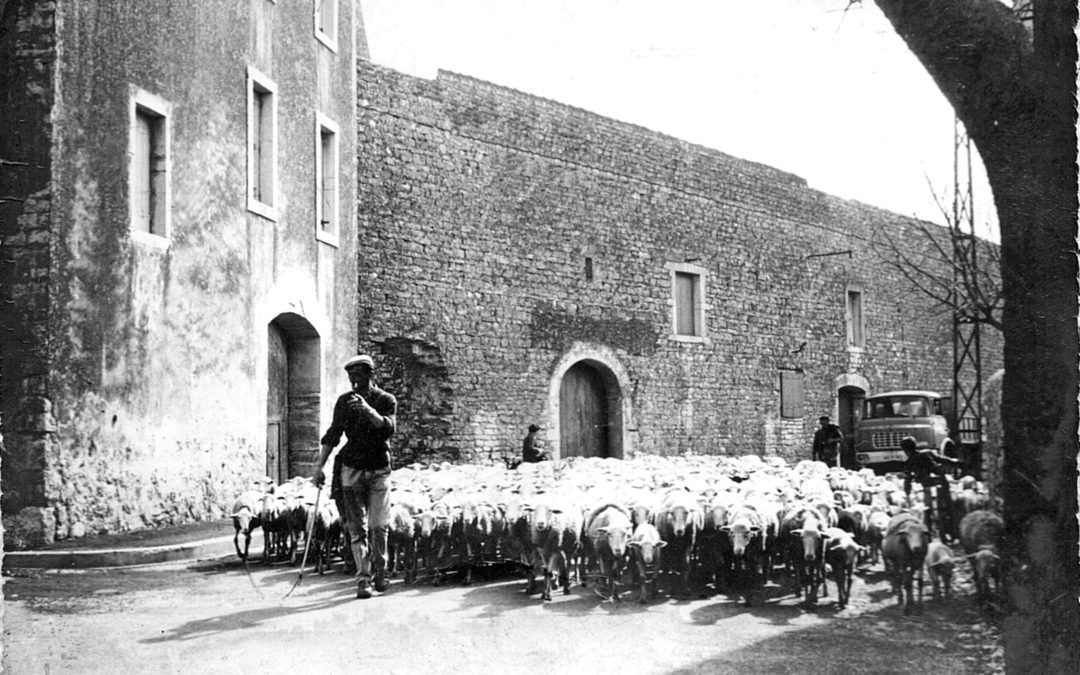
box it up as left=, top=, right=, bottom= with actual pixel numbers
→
left=128, top=86, right=172, bottom=246
left=314, top=0, right=338, bottom=52
left=846, top=286, right=865, bottom=350
left=247, top=65, right=279, bottom=221
left=665, top=261, right=710, bottom=342
left=314, top=112, right=340, bottom=247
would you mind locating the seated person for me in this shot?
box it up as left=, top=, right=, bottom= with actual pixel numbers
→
left=522, top=424, right=550, bottom=463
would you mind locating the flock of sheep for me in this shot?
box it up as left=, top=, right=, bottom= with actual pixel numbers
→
left=230, top=453, right=1004, bottom=611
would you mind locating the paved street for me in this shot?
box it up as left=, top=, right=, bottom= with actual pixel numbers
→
left=4, top=550, right=1003, bottom=675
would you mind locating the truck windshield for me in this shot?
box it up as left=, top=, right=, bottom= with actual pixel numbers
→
left=864, top=396, right=930, bottom=419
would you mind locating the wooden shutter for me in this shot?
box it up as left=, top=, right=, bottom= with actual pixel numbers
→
left=780, top=369, right=804, bottom=418
left=320, top=128, right=335, bottom=232
left=675, top=272, right=697, bottom=335
left=132, top=113, right=152, bottom=232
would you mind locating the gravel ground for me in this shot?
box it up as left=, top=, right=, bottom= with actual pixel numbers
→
left=3, top=548, right=1005, bottom=675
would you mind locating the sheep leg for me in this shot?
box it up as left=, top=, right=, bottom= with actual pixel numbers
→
left=560, top=555, right=572, bottom=596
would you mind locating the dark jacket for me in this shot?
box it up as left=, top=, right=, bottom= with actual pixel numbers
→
left=903, top=449, right=957, bottom=494
left=522, top=432, right=547, bottom=463
left=321, top=385, right=397, bottom=471
left=812, top=424, right=843, bottom=462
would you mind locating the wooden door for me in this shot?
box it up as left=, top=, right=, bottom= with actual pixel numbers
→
left=267, top=323, right=288, bottom=483
left=560, top=362, right=610, bottom=458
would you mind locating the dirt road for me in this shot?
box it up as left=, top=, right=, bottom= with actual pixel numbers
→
left=3, top=555, right=1003, bottom=674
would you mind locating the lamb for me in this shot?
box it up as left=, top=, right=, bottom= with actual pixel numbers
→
left=386, top=501, right=417, bottom=583
left=959, top=509, right=1004, bottom=602
left=925, top=541, right=956, bottom=601
left=823, top=526, right=863, bottom=609
left=864, top=509, right=891, bottom=566
left=230, top=490, right=265, bottom=560
left=628, top=522, right=666, bottom=603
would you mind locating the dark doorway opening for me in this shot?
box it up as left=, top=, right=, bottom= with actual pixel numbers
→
left=837, top=385, right=866, bottom=469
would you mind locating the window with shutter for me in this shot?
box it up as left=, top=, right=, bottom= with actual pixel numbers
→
left=665, top=261, right=709, bottom=341
left=247, top=67, right=278, bottom=220
left=780, top=369, right=805, bottom=418
left=129, top=88, right=170, bottom=240
left=315, top=113, right=339, bottom=246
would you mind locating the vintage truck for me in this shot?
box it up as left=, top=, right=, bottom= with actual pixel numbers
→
left=852, top=390, right=957, bottom=474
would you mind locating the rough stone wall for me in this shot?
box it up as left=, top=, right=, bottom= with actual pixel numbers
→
left=0, top=0, right=58, bottom=546
left=355, top=61, right=1003, bottom=467
left=2, top=0, right=362, bottom=546
left=983, top=368, right=1005, bottom=498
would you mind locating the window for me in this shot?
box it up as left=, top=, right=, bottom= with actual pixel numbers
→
left=666, top=261, right=709, bottom=341
left=675, top=272, right=698, bottom=334
left=129, top=88, right=171, bottom=240
left=780, top=369, right=805, bottom=418
left=846, top=288, right=865, bottom=349
left=314, top=0, right=338, bottom=51
left=315, top=113, right=339, bottom=245
left=247, top=66, right=278, bottom=220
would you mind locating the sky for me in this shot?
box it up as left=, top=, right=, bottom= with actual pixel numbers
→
left=357, top=0, right=999, bottom=241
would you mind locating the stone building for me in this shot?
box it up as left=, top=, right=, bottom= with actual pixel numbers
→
left=1, top=0, right=363, bottom=547
left=1, top=1, right=1003, bottom=548
left=353, top=62, right=1003, bottom=468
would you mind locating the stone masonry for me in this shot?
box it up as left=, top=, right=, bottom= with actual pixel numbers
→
left=353, top=61, right=1003, bottom=467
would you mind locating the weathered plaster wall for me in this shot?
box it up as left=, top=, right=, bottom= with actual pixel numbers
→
left=355, top=62, right=1003, bottom=467
left=2, top=0, right=361, bottom=545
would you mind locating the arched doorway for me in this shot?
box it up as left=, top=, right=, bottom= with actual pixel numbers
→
left=559, top=360, right=622, bottom=459
left=267, top=314, right=321, bottom=483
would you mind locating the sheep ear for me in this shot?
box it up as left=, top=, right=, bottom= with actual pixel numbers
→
left=626, top=541, right=640, bottom=549
left=791, top=529, right=804, bottom=536
left=655, top=541, right=667, bottom=548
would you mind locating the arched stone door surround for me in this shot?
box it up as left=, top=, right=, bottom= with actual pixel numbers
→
left=546, top=343, right=634, bottom=460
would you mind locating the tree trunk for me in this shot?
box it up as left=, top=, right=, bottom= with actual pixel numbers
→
left=870, top=1, right=1078, bottom=671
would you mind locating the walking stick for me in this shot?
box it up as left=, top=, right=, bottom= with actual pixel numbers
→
left=241, top=551, right=266, bottom=598
left=284, top=485, right=323, bottom=599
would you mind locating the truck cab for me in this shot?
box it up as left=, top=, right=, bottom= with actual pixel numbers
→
left=853, top=390, right=955, bottom=474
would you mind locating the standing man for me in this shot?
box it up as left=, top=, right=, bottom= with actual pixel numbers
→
left=312, top=354, right=397, bottom=599
left=812, top=415, right=844, bottom=467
